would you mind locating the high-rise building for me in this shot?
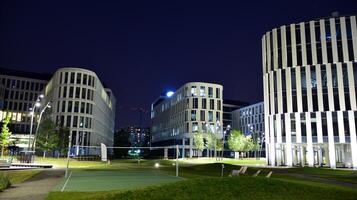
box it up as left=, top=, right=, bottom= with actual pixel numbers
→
left=44, top=68, right=116, bottom=155
left=151, top=82, right=223, bottom=158
left=0, top=68, right=51, bottom=150
left=262, top=15, right=357, bottom=168
left=125, top=126, right=150, bottom=147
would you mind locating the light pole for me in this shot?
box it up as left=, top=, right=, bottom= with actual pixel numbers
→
left=31, top=101, right=51, bottom=151
left=222, top=125, right=230, bottom=161
left=28, top=94, right=44, bottom=151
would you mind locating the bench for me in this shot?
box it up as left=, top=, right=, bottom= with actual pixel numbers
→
left=0, top=159, right=11, bottom=168
left=230, top=166, right=248, bottom=177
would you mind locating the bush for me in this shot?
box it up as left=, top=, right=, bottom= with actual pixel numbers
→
left=0, top=174, right=11, bottom=191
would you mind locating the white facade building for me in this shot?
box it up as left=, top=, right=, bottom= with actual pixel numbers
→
left=232, top=102, right=264, bottom=136
left=151, top=82, right=223, bottom=157
left=45, top=68, right=116, bottom=155
left=262, top=15, right=357, bottom=168
left=0, top=68, right=50, bottom=150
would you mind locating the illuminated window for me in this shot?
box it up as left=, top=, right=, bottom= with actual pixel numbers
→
left=191, top=86, right=197, bottom=96
left=200, top=86, right=205, bottom=97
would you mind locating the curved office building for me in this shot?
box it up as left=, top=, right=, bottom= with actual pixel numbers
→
left=262, top=15, right=357, bottom=168
left=45, top=68, right=116, bottom=155
left=151, top=82, right=223, bottom=157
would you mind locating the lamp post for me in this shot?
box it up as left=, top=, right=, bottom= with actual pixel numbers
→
left=31, top=101, right=51, bottom=151
left=222, top=124, right=230, bottom=161
left=28, top=94, right=44, bottom=151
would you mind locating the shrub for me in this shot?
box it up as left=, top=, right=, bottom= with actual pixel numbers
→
left=0, top=174, right=11, bottom=191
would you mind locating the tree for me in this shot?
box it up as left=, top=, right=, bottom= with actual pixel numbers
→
left=36, top=118, right=59, bottom=158
left=56, top=126, right=70, bottom=157
left=251, top=132, right=261, bottom=158
left=206, top=132, right=216, bottom=157
left=0, top=112, right=12, bottom=158
left=193, top=132, right=204, bottom=156
left=227, top=129, right=246, bottom=159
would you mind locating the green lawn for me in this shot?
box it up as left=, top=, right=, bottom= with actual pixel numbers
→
left=47, top=176, right=357, bottom=200
left=54, top=170, right=182, bottom=192
left=0, top=169, right=42, bottom=184
left=38, top=158, right=357, bottom=200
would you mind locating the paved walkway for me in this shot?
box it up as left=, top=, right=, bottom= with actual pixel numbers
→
left=0, top=169, right=64, bottom=200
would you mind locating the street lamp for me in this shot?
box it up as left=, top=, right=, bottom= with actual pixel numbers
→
left=221, top=124, right=230, bottom=160
left=28, top=95, right=43, bottom=151
left=31, top=101, right=51, bottom=151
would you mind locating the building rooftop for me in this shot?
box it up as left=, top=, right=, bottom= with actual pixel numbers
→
left=0, top=67, right=52, bottom=80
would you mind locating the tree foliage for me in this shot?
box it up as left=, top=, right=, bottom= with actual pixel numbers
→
left=193, top=132, right=204, bottom=152
left=0, top=112, right=12, bottom=157
left=36, top=118, right=59, bottom=157
left=206, top=132, right=217, bottom=150
left=216, top=139, right=224, bottom=151
left=228, top=129, right=256, bottom=153
left=56, top=126, right=70, bottom=156
left=227, top=130, right=246, bottom=152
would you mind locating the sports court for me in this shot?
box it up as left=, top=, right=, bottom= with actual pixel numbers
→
left=53, top=170, right=182, bottom=192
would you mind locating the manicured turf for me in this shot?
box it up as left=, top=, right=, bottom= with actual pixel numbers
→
left=47, top=176, right=357, bottom=200
left=0, top=169, right=42, bottom=184
left=53, top=170, right=182, bottom=192
left=42, top=158, right=357, bottom=200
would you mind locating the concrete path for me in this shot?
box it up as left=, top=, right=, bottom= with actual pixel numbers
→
left=0, top=169, right=64, bottom=200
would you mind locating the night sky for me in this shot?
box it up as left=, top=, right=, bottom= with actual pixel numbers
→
left=0, top=1, right=356, bottom=128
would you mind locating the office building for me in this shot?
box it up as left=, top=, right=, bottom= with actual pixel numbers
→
left=232, top=102, right=265, bottom=155
left=44, top=67, right=116, bottom=155
left=0, top=68, right=51, bottom=150
left=151, top=82, right=223, bottom=157
left=262, top=14, right=357, bottom=168
left=222, top=99, right=249, bottom=130
left=125, top=126, right=150, bottom=147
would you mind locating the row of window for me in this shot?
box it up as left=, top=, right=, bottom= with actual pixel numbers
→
left=57, top=100, right=93, bottom=115
left=3, top=101, right=36, bottom=112
left=240, top=123, right=264, bottom=135
left=239, top=105, right=264, bottom=116
left=240, top=114, right=264, bottom=125
left=263, top=16, right=356, bottom=70
left=59, top=71, right=95, bottom=87
left=268, top=111, right=357, bottom=144
left=190, top=86, right=221, bottom=98
left=0, top=77, right=45, bottom=91
left=266, top=62, right=357, bottom=114
left=186, top=110, right=221, bottom=122
left=56, top=115, right=92, bottom=129
left=189, top=98, right=222, bottom=110
left=70, top=131, right=91, bottom=147
left=4, top=90, right=41, bottom=102
left=190, top=122, right=222, bottom=133
left=58, top=86, right=94, bottom=100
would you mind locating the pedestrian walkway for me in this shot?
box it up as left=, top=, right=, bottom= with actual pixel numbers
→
left=0, top=169, right=64, bottom=200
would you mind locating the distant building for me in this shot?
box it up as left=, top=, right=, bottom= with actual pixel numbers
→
left=125, top=126, right=150, bottom=147
left=151, top=82, right=223, bottom=158
left=223, top=99, right=249, bottom=130
left=232, top=102, right=264, bottom=135
left=0, top=67, right=51, bottom=150
left=44, top=67, right=116, bottom=155
left=232, top=102, right=265, bottom=155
